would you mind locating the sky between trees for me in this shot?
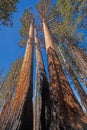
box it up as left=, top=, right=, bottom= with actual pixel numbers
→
left=0, top=0, right=87, bottom=112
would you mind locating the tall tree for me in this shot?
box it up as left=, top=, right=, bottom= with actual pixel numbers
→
left=53, top=34, right=87, bottom=87
left=0, top=57, right=23, bottom=130
left=0, top=0, right=19, bottom=26
left=34, top=27, right=50, bottom=130
left=5, top=10, right=34, bottom=130
left=50, top=0, right=87, bottom=85
left=56, top=44, right=87, bottom=111
left=37, top=0, right=87, bottom=129
left=66, top=42, right=87, bottom=85
left=0, top=58, right=23, bottom=109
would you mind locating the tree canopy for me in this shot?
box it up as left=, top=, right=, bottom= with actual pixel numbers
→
left=19, top=9, right=33, bottom=46
left=0, top=0, right=19, bottom=26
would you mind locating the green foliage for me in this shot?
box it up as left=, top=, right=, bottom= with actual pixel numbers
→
left=36, top=0, right=80, bottom=44
left=57, top=0, right=73, bottom=20
left=36, top=0, right=54, bottom=21
left=52, top=1, right=76, bottom=35
left=0, top=57, right=23, bottom=108
left=48, top=0, right=87, bottom=48
left=0, top=0, right=19, bottom=26
left=19, top=9, right=33, bottom=46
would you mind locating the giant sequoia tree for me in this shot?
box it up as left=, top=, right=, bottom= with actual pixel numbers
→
left=37, top=0, right=87, bottom=129
left=0, top=0, right=87, bottom=130
left=4, top=10, right=34, bottom=130
left=34, top=27, right=50, bottom=130
left=51, top=0, right=87, bottom=86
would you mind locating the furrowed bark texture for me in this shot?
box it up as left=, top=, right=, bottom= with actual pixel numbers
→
left=42, top=20, right=87, bottom=130
left=34, top=28, right=51, bottom=130
left=4, top=19, right=34, bottom=130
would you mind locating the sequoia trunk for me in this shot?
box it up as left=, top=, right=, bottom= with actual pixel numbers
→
left=34, top=27, right=50, bottom=130
left=5, top=18, right=34, bottom=130
left=42, top=20, right=87, bottom=130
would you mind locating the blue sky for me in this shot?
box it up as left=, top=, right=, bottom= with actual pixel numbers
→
left=0, top=0, right=57, bottom=76
left=0, top=0, right=39, bottom=76
left=0, top=0, right=87, bottom=112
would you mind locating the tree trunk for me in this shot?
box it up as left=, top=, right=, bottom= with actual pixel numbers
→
left=69, top=67, right=87, bottom=110
left=65, top=35, right=87, bottom=86
left=56, top=44, right=87, bottom=111
left=5, top=18, right=34, bottom=130
left=0, top=60, right=21, bottom=130
left=33, top=27, right=51, bottom=130
left=42, top=20, right=87, bottom=130
left=0, top=95, right=12, bottom=130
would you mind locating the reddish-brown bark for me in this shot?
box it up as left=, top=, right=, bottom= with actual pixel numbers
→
left=42, top=20, right=87, bottom=130
left=4, top=18, right=34, bottom=130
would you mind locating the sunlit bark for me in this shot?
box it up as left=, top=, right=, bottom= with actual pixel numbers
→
left=5, top=18, right=34, bottom=130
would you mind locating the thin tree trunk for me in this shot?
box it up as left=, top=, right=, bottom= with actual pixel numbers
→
left=42, top=19, right=87, bottom=130
left=5, top=18, right=34, bottom=130
left=0, top=95, right=13, bottom=130
left=56, top=44, right=87, bottom=111
left=69, top=67, right=87, bottom=110
left=34, top=27, right=50, bottom=130
left=65, top=35, right=87, bottom=86
left=0, top=89, right=14, bottom=130
left=0, top=60, right=21, bottom=130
